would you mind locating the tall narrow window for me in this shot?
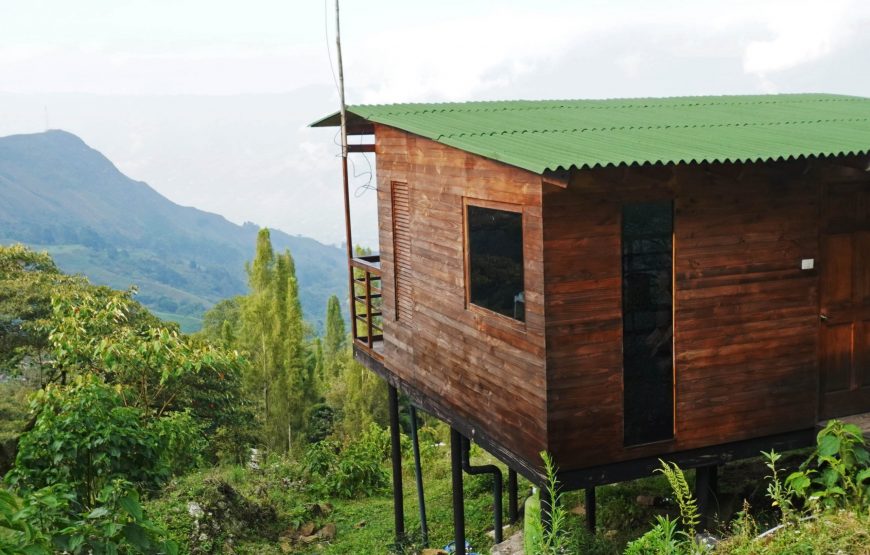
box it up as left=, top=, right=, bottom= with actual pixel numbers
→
left=391, top=181, right=413, bottom=321
left=466, top=204, right=525, bottom=322
left=622, top=201, right=674, bottom=445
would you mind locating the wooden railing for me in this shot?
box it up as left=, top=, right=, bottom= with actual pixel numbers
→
left=349, top=255, right=383, bottom=360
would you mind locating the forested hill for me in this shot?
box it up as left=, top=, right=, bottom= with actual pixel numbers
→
left=0, top=129, right=346, bottom=331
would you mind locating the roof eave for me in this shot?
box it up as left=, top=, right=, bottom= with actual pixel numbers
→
left=309, top=111, right=375, bottom=134
left=309, top=111, right=341, bottom=127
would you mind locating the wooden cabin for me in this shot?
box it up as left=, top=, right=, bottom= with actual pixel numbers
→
left=314, top=94, right=870, bottom=496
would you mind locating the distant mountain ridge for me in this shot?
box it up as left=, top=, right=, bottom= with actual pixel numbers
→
left=0, top=130, right=346, bottom=331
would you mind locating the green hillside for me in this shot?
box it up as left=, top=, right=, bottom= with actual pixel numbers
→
left=0, top=130, right=346, bottom=331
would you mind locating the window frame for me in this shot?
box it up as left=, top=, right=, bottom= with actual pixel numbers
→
left=462, top=197, right=528, bottom=328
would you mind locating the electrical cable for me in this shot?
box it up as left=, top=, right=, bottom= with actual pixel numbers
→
left=324, top=0, right=374, bottom=197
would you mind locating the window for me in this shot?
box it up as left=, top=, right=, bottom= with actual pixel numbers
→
left=622, top=201, right=674, bottom=445
left=466, top=204, right=525, bottom=322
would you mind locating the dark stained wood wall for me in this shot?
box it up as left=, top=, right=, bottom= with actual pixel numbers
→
left=544, top=162, right=822, bottom=469
left=373, top=120, right=868, bottom=474
left=374, top=124, right=549, bottom=466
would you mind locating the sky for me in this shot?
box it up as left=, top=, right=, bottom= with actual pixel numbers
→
left=1, top=0, right=869, bottom=247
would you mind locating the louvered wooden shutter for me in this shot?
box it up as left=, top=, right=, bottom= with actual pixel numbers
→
left=391, top=181, right=413, bottom=320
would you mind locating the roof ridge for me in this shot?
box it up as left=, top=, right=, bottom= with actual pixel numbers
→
left=442, top=117, right=870, bottom=139
left=361, top=96, right=864, bottom=118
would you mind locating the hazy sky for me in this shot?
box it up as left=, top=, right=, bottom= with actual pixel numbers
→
left=2, top=0, right=869, bottom=246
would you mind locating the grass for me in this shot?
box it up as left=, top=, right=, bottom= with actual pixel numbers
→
left=717, top=510, right=870, bottom=554
left=145, top=441, right=536, bottom=554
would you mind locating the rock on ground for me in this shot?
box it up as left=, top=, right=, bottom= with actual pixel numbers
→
left=490, top=531, right=524, bottom=555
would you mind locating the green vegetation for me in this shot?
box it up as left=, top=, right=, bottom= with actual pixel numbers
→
left=616, top=423, right=870, bottom=555
left=0, top=243, right=251, bottom=552
left=2, top=240, right=868, bottom=554
left=143, top=432, right=519, bottom=555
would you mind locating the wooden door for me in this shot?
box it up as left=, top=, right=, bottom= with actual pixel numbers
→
left=820, top=183, right=870, bottom=418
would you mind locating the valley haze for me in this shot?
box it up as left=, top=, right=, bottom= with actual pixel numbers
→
left=0, top=129, right=347, bottom=331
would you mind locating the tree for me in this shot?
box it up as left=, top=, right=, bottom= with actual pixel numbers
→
left=240, top=229, right=280, bottom=446
left=198, top=296, right=242, bottom=346
left=0, top=244, right=84, bottom=377
left=238, top=230, right=318, bottom=453
left=322, top=295, right=346, bottom=378
left=8, top=374, right=203, bottom=506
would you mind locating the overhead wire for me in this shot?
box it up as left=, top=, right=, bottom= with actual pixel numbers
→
left=324, top=0, right=374, bottom=197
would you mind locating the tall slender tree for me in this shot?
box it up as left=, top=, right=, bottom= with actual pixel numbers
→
left=240, top=229, right=287, bottom=450
left=323, top=295, right=346, bottom=377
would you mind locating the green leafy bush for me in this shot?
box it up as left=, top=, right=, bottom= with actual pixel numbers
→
left=303, top=423, right=390, bottom=498
left=1, top=481, right=177, bottom=555
left=305, top=403, right=337, bottom=444
left=785, top=420, right=870, bottom=510
left=0, top=486, right=55, bottom=553
left=8, top=374, right=204, bottom=504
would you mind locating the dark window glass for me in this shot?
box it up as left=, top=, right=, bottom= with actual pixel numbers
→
left=467, top=205, right=525, bottom=321
left=622, top=202, right=674, bottom=445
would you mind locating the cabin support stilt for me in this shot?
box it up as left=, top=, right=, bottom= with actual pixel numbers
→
left=409, top=405, right=428, bottom=546
left=460, top=436, right=504, bottom=544
left=450, top=428, right=466, bottom=555
left=540, top=486, right=552, bottom=535
left=387, top=385, right=405, bottom=541
left=585, top=487, right=596, bottom=533
left=695, top=465, right=719, bottom=531
left=507, top=469, right=519, bottom=524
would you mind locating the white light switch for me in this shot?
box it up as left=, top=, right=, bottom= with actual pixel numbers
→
left=801, top=258, right=815, bottom=270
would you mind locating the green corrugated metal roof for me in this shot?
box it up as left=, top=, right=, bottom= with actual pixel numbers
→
left=311, top=93, right=870, bottom=174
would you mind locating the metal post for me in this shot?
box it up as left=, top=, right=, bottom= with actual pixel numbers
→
left=409, top=406, right=428, bottom=546
left=695, top=465, right=719, bottom=531
left=540, top=486, right=552, bottom=535
left=388, top=385, right=405, bottom=540
left=450, top=428, right=466, bottom=555
left=585, top=487, right=596, bottom=533
left=508, top=469, right=518, bottom=524
left=460, top=437, right=503, bottom=543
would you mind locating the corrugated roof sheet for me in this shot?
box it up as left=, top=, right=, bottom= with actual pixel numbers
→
left=311, top=94, right=870, bottom=174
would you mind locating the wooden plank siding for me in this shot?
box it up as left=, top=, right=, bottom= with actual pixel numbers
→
left=544, top=162, right=822, bottom=469
left=374, top=124, right=549, bottom=466
left=374, top=120, right=869, bottom=475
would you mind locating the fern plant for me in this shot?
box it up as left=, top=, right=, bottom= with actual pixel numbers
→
left=656, top=460, right=701, bottom=534
left=624, top=461, right=710, bottom=555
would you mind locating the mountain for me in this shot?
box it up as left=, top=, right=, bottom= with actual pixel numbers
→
left=0, top=130, right=347, bottom=331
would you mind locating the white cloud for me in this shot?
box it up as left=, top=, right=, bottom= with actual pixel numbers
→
left=742, top=0, right=864, bottom=76
left=345, top=11, right=583, bottom=103
left=2, top=1, right=869, bottom=246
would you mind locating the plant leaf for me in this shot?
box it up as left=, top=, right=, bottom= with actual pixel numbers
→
left=119, top=494, right=143, bottom=521
left=818, top=434, right=840, bottom=457
left=87, top=506, right=110, bottom=519
left=122, top=522, right=150, bottom=549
